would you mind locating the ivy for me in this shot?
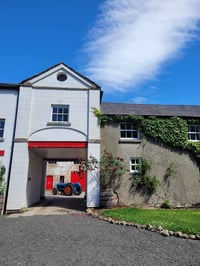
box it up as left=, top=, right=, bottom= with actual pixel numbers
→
left=92, top=108, right=200, bottom=165
left=134, top=159, right=159, bottom=195
left=141, top=116, right=188, bottom=149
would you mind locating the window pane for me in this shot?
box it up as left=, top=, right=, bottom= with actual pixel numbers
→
left=189, top=126, right=195, bottom=132
left=52, top=107, right=57, bottom=114
left=196, top=126, right=200, bottom=132
left=127, top=131, right=132, bottom=138
left=63, top=115, right=68, bottom=121
left=63, top=108, right=68, bottom=113
left=121, top=131, right=125, bottom=138
left=136, top=159, right=140, bottom=164
left=58, top=114, right=63, bottom=121
left=120, top=124, right=125, bottom=129
left=52, top=114, right=57, bottom=121
left=0, top=119, right=5, bottom=138
left=126, top=124, right=132, bottom=130
left=132, top=131, right=138, bottom=138
left=58, top=108, right=63, bottom=113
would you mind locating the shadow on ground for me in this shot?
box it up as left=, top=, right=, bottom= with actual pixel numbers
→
left=40, top=193, right=86, bottom=212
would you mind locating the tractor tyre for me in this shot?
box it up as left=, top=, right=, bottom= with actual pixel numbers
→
left=73, top=183, right=82, bottom=195
left=52, top=188, right=57, bottom=195
left=64, top=184, right=73, bottom=196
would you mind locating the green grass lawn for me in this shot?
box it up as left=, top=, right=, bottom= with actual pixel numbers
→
left=100, top=207, right=200, bottom=235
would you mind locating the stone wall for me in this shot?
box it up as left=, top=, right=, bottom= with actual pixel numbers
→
left=101, top=124, right=200, bottom=207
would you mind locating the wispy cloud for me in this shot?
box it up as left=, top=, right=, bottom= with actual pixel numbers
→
left=84, top=0, right=200, bottom=93
left=131, top=96, right=149, bottom=104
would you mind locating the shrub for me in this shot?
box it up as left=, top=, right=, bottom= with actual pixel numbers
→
left=0, top=164, right=6, bottom=195
left=134, top=158, right=159, bottom=195
left=161, top=200, right=172, bottom=209
left=100, top=150, right=128, bottom=189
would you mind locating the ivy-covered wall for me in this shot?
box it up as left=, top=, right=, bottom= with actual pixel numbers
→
left=92, top=107, right=200, bottom=165
left=99, top=114, right=200, bottom=207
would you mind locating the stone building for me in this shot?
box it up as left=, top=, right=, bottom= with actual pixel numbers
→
left=100, top=103, right=200, bottom=207
left=0, top=63, right=200, bottom=212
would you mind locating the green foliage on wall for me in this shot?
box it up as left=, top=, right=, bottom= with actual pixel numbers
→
left=134, top=158, right=159, bottom=195
left=165, top=163, right=177, bottom=178
left=0, top=163, right=6, bottom=195
left=92, top=108, right=200, bottom=165
left=141, top=116, right=188, bottom=149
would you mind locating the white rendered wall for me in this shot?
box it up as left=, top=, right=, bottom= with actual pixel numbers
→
left=7, top=143, right=29, bottom=210
left=86, top=89, right=101, bottom=207
left=6, top=65, right=101, bottom=210
left=27, top=64, right=92, bottom=89
left=31, top=69, right=89, bottom=89
left=29, top=88, right=89, bottom=137
left=26, top=150, right=44, bottom=206
left=14, top=86, right=32, bottom=139
left=88, top=90, right=101, bottom=140
left=29, top=128, right=86, bottom=142
left=87, top=143, right=100, bottom=207
left=0, top=89, right=18, bottom=183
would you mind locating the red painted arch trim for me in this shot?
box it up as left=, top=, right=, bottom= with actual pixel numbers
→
left=28, top=141, right=88, bottom=148
left=0, top=150, right=5, bottom=156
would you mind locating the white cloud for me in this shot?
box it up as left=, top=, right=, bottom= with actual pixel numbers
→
left=84, top=0, right=200, bottom=93
left=131, top=96, right=148, bottom=104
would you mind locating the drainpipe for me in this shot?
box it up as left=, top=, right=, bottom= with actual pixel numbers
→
left=85, top=88, right=90, bottom=206
left=3, top=87, right=20, bottom=214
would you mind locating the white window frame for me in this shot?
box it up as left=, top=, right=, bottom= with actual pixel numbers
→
left=130, top=158, right=140, bottom=173
left=0, top=119, right=5, bottom=139
left=51, top=105, right=69, bottom=123
left=188, top=125, right=200, bottom=142
left=120, top=123, right=140, bottom=140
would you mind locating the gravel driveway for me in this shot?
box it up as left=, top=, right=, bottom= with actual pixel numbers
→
left=0, top=196, right=200, bottom=266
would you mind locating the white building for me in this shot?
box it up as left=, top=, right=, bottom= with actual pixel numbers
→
left=0, top=63, right=101, bottom=212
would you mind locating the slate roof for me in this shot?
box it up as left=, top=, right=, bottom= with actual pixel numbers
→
left=0, top=83, right=19, bottom=89
left=101, top=102, right=200, bottom=118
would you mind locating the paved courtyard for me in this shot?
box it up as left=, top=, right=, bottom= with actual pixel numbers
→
left=0, top=195, right=200, bottom=265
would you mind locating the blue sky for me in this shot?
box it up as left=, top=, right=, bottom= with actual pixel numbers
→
left=1, top=0, right=200, bottom=105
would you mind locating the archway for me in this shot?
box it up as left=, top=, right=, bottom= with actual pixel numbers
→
left=27, top=141, right=88, bottom=212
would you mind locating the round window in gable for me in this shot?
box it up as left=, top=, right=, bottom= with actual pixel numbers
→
left=57, top=73, right=67, bottom=82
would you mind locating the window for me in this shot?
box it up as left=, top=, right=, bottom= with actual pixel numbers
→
left=130, top=158, right=140, bottom=173
left=0, top=119, right=5, bottom=138
left=60, top=176, right=64, bottom=183
left=188, top=125, right=200, bottom=142
left=51, top=105, right=69, bottom=122
left=120, top=123, right=140, bottom=140
left=57, top=73, right=67, bottom=82
left=48, top=160, right=57, bottom=164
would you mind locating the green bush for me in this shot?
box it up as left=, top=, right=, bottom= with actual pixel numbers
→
left=0, top=164, right=6, bottom=195
left=161, top=200, right=172, bottom=209
left=100, top=150, right=128, bottom=188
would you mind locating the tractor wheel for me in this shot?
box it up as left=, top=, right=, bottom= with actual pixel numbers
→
left=64, top=184, right=73, bottom=196
left=52, top=188, right=57, bottom=195
left=73, top=183, right=82, bottom=195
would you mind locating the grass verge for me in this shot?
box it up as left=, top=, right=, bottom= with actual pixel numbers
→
left=100, top=207, right=200, bottom=235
